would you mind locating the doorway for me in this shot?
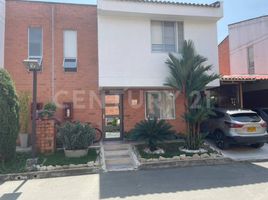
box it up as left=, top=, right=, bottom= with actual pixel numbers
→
left=103, top=93, right=123, bottom=140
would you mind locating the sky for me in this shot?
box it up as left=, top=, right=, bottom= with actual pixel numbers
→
left=30, top=0, right=268, bottom=43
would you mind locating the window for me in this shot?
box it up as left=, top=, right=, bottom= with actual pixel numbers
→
left=63, top=30, right=77, bottom=72
left=230, top=113, right=261, bottom=123
left=151, top=21, right=184, bottom=53
left=247, top=46, right=255, bottom=74
left=146, top=91, right=175, bottom=120
left=28, top=27, right=43, bottom=66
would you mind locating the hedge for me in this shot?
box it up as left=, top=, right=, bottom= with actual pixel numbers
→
left=0, top=69, right=20, bottom=161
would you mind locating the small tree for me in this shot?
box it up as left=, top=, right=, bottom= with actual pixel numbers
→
left=165, top=40, right=219, bottom=150
left=18, top=91, right=30, bottom=134
left=0, top=69, right=20, bottom=161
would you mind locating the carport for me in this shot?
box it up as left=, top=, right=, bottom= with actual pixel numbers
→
left=210, top=75, right=268, bottom=109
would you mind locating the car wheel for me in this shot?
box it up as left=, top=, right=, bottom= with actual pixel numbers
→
left=250, top=143, right=264, bottom=148
left=214, top=130, right=229, bottom=150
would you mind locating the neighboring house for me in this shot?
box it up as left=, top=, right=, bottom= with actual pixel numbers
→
left=218, top=16, right=268, bottom=109
left=219, top=15, right=268, bottom=75
left=4, top=0, right=223, bottom=140
left=4, top=0, right=102, bottom=128
left=0, top=0, right=5, bottom=68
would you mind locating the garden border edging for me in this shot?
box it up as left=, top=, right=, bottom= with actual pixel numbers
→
left=131, top=144, right=235, bottom=170
left=0, top=166, right=101, bottom=182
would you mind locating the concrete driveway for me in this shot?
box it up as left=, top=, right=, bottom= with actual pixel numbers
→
left=2, top=162, right=268, bottom=200
left=206, top=140, right=268, bottom=161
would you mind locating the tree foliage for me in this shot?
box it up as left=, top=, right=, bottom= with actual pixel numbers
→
left=18, top=91, right=30, bottom=133
left=165, top=40, right=220, bottom=150
left=0, top=69, right=20, bottom=161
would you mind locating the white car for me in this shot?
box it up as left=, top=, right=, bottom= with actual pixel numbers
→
left=203, top=108, right=268, bottom=149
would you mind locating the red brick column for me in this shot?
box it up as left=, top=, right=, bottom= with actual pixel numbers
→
left=36, top=119, right=56, bottom=154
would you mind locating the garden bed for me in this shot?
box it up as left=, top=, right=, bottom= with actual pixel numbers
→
left=0, top=149, right=99, bottom=175
left=133, top=142, right=232, bottom=169
left=135, top=142, right=219, bottom=159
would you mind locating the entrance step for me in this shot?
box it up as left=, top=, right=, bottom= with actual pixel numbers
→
left=103, top=144, right=129, bottom=151
left=102, top=142, right=137, bottom=172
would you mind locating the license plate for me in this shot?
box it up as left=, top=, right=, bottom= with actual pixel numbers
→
left=247, top=127, right=256, bottom=132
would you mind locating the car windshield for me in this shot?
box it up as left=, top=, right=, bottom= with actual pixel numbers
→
left=230, top=113, right=261, bottom=122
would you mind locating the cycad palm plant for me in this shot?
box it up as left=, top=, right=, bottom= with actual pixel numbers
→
left=130, top=119, right=176, bottom=151
left=165, top=40, right=220, bottom=150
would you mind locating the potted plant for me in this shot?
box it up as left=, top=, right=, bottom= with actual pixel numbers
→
left=58, top=121, right=96, bottom=158
left=39, top=102, right=57, bottom=119
left=18, top=91, right=30, bottom=148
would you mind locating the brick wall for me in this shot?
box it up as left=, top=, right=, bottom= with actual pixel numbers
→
left=123, top=89, right=186, bottom=134
left=218, top=36, right=231, bottom=75
left=4, top=0, right=102, bottom=130
left=36, top=119, right=56, bottom=154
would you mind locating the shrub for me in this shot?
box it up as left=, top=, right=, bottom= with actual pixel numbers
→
left=58, top=121, right=95, bottom=150
left=129, top=119, right=176, bottom=151
left=18, top=91, right=30, bottom=133
left=0, top=69, right=20, bottom=161
left=39, top=102, right=57, bottom=119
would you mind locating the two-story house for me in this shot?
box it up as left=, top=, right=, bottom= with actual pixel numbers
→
left=3, top=0, right=223, bottom=140
left=219, top=16, right=268, bottom=109
left=98, top=0, right=223, bottom=139
left=0, top=0, right=5, bottom=68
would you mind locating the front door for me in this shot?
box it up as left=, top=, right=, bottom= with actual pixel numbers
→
left=103, top=93, right=123, bottom=140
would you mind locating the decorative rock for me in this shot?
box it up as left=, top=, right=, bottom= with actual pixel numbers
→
left=210, top=153, right=218, bottom=159
left=69, top=164, right=77, bottom=168
left=173, top=156, right=181, bottom=160
left=94, top=162, right=99, bottom=166
left=39, top=166, right=47, bottom=171
left=192, top=154, right=200, bottom=159
left=26, top=158, right=39, bottom=171
left=159, top=156, right=166, bottom=161
left=87, top=161, right=94, bottom=167
left=180, top=154, right=186, bottom=160
left=200, top=153, right=210, bottom=159
left=46, top=165, right=55, bottom=171
left=144, top=148, right=165, bottom=155
left=186, top=156, right=192, bottom=160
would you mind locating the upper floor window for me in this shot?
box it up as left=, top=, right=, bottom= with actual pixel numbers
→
left=146, top=91, right=175, bottom=120
left=151, top=21, right=184, bottom=53
left=63, top=30, right=77, bottom=72
left=28, top=27, right=43, bottom=66
left=247, top=46, right=255, bottom=74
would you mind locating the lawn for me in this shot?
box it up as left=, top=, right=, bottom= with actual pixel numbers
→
left=0, top=152, right=32, bottom=174
left=0, top=149, right=98, bottom=174
left=39, top=149, right=98, bottom=166
left=136, top=142, right=216, bottom=159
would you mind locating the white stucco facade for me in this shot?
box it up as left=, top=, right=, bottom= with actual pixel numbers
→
left=229, top=16, right=268, bottom=75
left=0, top=0, right=5, bottom=68
left=98, top=0, right=223, bottom=88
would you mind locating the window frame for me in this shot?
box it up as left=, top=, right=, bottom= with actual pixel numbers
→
left=28, top=26, right=43, bottom=67
left=63, top=30, right=78, bottom=72
left=145, top=91, right=176, bottom=120
left=247, top=45, right=255, bottom=74
left=151, top=20, right=184, bottom=53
